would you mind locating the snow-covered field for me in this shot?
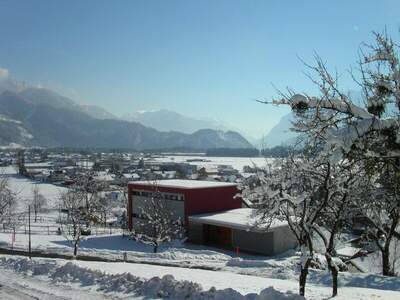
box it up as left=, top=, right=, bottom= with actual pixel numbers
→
left=150, top=155, right=271, bottom=171
left=1, top=166, right=66, bottom=211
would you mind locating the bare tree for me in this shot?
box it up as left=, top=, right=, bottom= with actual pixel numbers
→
left=260, top=31, right=400, bottom=277
left=244, top=149, right=360, bottom=297
left=71, top=172, right=106, bottom=225
left=311, top=159, right=358, bottom=297
left=59, top=190, right=85, bottom=256
left=0, top=176, right=16, bottom=226
left=58, top=171, right=105, bottom=256
left=243, top=152, right=320, bottom=296
left=356, top=163, right=400, bottom=276
left=131, top=181, right=184, bottom=253
left=31, top=184, right=47, bottom=222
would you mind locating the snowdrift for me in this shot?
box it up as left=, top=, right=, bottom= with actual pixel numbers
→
left=0, top=256, right=304, bottom=299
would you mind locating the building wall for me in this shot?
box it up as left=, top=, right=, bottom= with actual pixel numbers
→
left=188, top=221, right=296, bottom=256
left=131, top=195, right=185, bottom=221
left=187, top=222, right=204, bottom=244
left=127, top=182, right=241, bottom=231
left=184, top=186, right=242, bottom=224
left=272, top=226, right=297, bottom=254
left=232, top=229, right=274, bottom=255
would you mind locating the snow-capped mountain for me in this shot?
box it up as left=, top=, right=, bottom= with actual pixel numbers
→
left=122, top=109, right=227, bottom=134
left=123, top=109, right=259, bottom=146
left=262, top=113, right=298, bottom=147
left=0, top=89, right=253, bottom=149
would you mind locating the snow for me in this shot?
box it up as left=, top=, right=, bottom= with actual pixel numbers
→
left=0, top=256, right=305, bottom=300
left=1, top=255, right=399, bottom=299
left=0, top=263, right=115, bottom=299
left=336, top=246, right=362, bottom=258
left=131, top=179, right=237, bottom=189
left=1, top=162, right=400, bottom=299
left=150, top=155, right=271, bottom=172
left=1, top=166, right=67, bottom=210
left=189, top=208, right=288, bottom=232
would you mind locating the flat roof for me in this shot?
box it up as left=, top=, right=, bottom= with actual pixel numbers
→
left=129, top=179, right=237, bottom=189
left=189, top=208, right=288, bottom=232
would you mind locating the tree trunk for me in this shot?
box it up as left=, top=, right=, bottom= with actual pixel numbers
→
left=73, top=241, right=78, bottom=256
left=326, top=254, right=338, bottom=297
left=382, top=247, right=393, bottom=276
left=299, top=260, right=310, bottom=296
left=153, top=243, right=158, bottom=253
left=331, top=267, right=338, bottom=296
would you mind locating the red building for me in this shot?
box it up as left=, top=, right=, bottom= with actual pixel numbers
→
left=127, top=179, right=242, bottom=231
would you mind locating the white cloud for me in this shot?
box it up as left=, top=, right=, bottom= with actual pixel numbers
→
left=0, top=67, right=9, bottom=80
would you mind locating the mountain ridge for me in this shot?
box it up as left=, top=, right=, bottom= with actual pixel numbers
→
left=0, top=89, right=253, bottom=150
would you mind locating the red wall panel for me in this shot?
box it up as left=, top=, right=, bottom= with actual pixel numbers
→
left=127, top=183, right=242, bottom=230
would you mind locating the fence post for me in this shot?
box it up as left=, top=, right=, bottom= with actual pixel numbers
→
left=235, top=246, right=240, bottom=256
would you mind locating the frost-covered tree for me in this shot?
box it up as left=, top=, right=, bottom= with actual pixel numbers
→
left=0, top=176, right=16, bottom=225
left=355, top=163, right=400, bottom=276
left=31, top=184, right=47, bottom=222
left=311, top=158, right=358, bottom=296
left=242, top=155, right=316, bottom=297
left=71, top=172, right=106, bottom=225
left=261, top=31, right=400, bottom=277
left=242, top=149, right=357, bottom=297
left=131, top=181, right=184, bottom=253
left=58, top=172, right=105, bottom=256
left=59, top=189, right=86, bottom=256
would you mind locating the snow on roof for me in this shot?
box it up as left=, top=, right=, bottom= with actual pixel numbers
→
left=336, top=246, right=362, bottom=258
left=123, top=173, right=140, bottom=179
left=129, top=179, right=237, bottom=189
left=189, top=208, right=288, bottom=232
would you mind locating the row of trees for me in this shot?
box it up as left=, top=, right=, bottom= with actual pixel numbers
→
left=244, top=31, right=400, bottom=297
left=58, top=173, right=182, bottom=256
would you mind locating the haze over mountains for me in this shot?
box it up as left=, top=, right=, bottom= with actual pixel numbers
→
left=0, top=78, right=253, bottom=149
left=0, top=74, right=304, bottom=150
left=122, top=110, right=225, bottom=134
left=261, top=113, right=298, bottom=147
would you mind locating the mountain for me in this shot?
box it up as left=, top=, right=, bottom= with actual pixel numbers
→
left=0, top=114, right=33, bottom=146
left=0, top=78, right=30, bottom=94
left=19, top=87, right=116, bottom=119
left=0, top=90, right=252, bottom=150
left=262, top=113, right=298, bottom=147
left=123, top=109, right=258, bottom=146
left=79, top=104, right=117, bottom=120
left=122, top=109, right=225, bottom=134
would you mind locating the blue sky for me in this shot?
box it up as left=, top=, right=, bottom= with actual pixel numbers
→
left=0, top=0, right=399, bottom=139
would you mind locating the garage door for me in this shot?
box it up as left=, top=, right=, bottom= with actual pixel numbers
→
left=204, top=224, right=232, bottom=248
